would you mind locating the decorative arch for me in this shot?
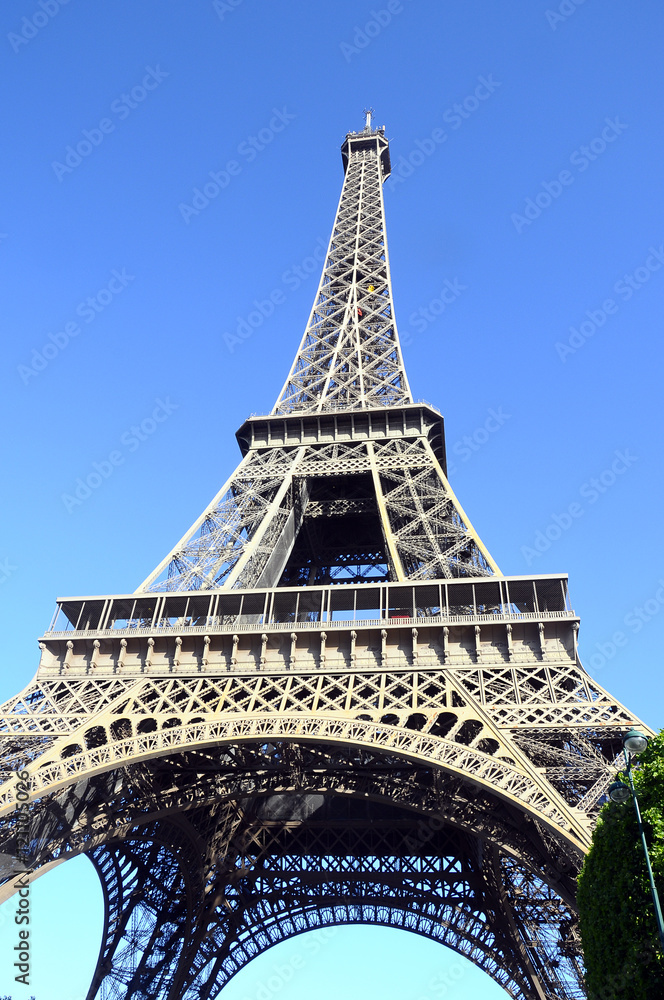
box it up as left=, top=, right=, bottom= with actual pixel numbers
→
left=1, top=714, right=589, bottom=856
left=1, top=732, right=586, bottom=999
left=80, top=791, right=578, bottom=1000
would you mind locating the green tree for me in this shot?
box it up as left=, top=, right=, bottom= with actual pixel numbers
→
left=578, top=731, right=664, bottom=999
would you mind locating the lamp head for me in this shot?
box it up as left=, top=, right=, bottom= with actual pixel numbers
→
left=608, top=780, right=632, bottom=804
left=623, top=730, right=649, bottom=754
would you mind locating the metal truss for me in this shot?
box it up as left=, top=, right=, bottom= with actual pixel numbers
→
left=0, top=117, right=653, bottom=999
left=2, top=743, right=588, bottom=999
left=273, top=122, right=410, bottom=414
left=139, top=431, right=498, bottom=592
left=0, top=601, right=638, bottom=837
left=137, top=446, right=303, bottom=593
left=138, top=121, right=472, bottom=594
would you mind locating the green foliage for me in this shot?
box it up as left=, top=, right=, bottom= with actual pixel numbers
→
left=578, top=731, right=664, bottom=999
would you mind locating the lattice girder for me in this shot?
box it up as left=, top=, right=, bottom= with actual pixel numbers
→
left=274, top=126, right=410, bottom=415
left=139, top=420, right=498, bottom=593
left=0, top=580, right=642, bottom=998
left=0, top=581, right=641, bottom=841
left=0, top=743, right=586, bottom=999
left=0, top=622, right=644, bottom=854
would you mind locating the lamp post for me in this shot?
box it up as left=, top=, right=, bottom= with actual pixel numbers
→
left=608, top=729, right=664, bottom=953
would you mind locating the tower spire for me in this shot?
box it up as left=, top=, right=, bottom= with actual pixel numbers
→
left=136, top=121, right=498, bottom=593
left=273, top=120, right=410, bottom=414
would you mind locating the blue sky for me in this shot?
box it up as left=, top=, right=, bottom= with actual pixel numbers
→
left=1, top=0, right=664, bottom=997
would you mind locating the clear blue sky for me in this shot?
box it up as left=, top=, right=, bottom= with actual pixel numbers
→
left=1, top=1, right=663, bottom=997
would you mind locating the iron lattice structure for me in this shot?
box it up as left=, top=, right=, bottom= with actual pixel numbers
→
left=0, top=117, right=652, bottom=999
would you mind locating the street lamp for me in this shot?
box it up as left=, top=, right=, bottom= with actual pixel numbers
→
left=607, top=780, right=631, bottom=804
left=623, top=729, right=650, bottom=754
left=608, top=730, right=664, bottom=953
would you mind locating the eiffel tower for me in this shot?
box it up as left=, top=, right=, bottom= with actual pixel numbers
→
left=0, top=112, right=650, bottom=1000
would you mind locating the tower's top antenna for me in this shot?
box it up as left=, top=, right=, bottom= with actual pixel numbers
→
left=363, top=107, right=375, bottom=130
